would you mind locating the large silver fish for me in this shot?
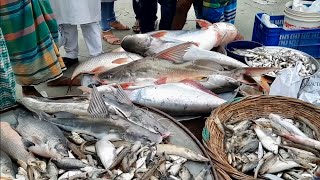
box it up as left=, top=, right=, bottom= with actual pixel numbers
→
left=147, top=20, right=242, bottom=50
left=13, top=108, right=68, bottom=159
left=0, top=150, right=15, bottom=180
left=121, top=33, right=247, bottom=69
left=126, top=81, right=227, bottom=115
left=0, top=122, right=46, bottom=172
left=71, top=52, right=142, bottom=80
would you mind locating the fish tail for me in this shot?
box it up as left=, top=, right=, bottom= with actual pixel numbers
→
left=232, top=67, right=278, bottom=94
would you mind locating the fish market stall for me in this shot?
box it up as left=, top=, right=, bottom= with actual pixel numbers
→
left=203, top=95, right=320, bottom=179
left=0, top=96, right=219, bottom=180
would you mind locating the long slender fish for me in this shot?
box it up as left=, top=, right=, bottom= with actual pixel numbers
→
left=21, top=96, right=90, bottom=116
left=71, top=52, right=142, bottom=80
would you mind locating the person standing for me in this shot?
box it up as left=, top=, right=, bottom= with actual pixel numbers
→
left=138, top=0, right=177, bottom=33
left=0, top=0, right=67, bottom=95
left=50, top=0, right=103, bottom=67
left=101, top=0, right=130, bottom=45
left=202, top=0, right=237, bottom=24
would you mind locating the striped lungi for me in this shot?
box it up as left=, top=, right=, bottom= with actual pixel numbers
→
left=0, top=28, right=16, bottom=110
left=202, top=0, right=237, bottom=24
left=0, top=0, right=66, bottom=86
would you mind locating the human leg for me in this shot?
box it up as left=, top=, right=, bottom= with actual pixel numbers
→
left=224, top=0, right=237, bottom=24
left=202, top=0, right=225, bottom=23
left=171, top=0, right=194, bottom=30
left=139, top=0, right=158, bottom=33
left=158, top=0, right=177, bottom=30
left=80, top=22, right=103, bottom=57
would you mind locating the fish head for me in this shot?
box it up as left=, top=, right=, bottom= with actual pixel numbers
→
left=0, top=166, right=14, bottom=180
left=54, top=142, right=69, bottom=158
left=213, top=22, right=242, bottom=45
left=121, top=34, right=152, bottom=55
left=124, top=128, right=163, bottom=144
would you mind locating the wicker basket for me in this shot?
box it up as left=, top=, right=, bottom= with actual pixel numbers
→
left=202, top=95, right=320, bottom=180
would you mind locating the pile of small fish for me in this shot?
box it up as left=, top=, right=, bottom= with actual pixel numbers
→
left=223, top=113, right=320, bottom=179
left=0, top=82, right=213, bottom=179
left=232, top=47, right=317, bottom=77
left=0, top=117, right=210, bottom=180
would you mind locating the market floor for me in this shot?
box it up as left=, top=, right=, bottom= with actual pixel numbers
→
left=15, top=0, right=289, bottom=99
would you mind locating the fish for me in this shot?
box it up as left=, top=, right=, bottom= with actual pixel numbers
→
left=39, top=112, right=126, bottom=140
left=253, top=125, right=279, bottom=154
left=266, top=160, right=301, bottom=174
left=269, top=114, right=307, bottom=137
left=0, top=122, right=46, bottom=172
left=156, top=144, right=209, bottom=162
left=98, top=85, right=170, bottom=136
left=126, top=81, right=227, bottom=115
left=71, top=52, right=142, bottom=80
left=146, top=20, right=236, bottom=51
left=0, top=150, right=15, bottom=180
left=168, top=162, right=185, bottom=176
left=21, top=96, right=90, bottom=116
left=97, top=55, right=275, bottom=90
left=244, top=47, right=317, bottom=77
left=121, top=33, right=248, bottom=69
left=44, top=160, right=59, bottom=180
left=96, top=137, right=116, bottom=169
left=52, top=157, right=87, bottom=170
left=281, top=133, right=320, bottom=151
left=194, top=165, right=211, bottom=180
left=295, top=116, right=320, bottom=140
left=178, top=166, right=193, bottom=180
left=114, top=168, right=135, bottom=180
left=263, top=173, right=285, bottom=180
left=13, top=108, right=68, bottom=159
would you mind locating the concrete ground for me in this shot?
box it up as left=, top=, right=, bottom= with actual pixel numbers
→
left=16, top=0, right=289, bottom=98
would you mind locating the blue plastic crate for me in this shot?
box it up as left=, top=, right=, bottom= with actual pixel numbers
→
left=252, top=13, right=320, bottom=58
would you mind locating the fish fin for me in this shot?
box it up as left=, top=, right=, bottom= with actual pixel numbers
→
left=118, top=82, right=135, bottom=89
left=90, top=66, right=108, bottom=75
left=112, top=58, right=129, bottom=64
left=195, top=19, right=213, bottom=29
left=31, top=136, right=43, bottom=145
left=150, top=31, right=168, bottom=38
left=22, top=138, right=36, bottom=148
left=154, top=42, right=195, bottom=63
left=115, top=84, right=134, bottom=106
left=192, top=59, right=224, bottom=70
left=231, top=67, right=277, bottom=92
left=87, top=85, right=109, bottom=118
left=78, top=86, right=92, bottom=94
left=180, top=79, right=219, bottom=96
left=154, top=77, right=167, bottom=85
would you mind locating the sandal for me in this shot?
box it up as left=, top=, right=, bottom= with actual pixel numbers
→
left=102, top=31, right=121, bottom=45
left=109, top=21, right=130, bottom=30
left=132, top=20, right=140, bottom=33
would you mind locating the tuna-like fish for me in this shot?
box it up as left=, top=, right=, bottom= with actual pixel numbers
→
left=0, top=150, right=15, bottom=180
left=71, top=52, right=142, bottom=80
left=126, top=81, right=226, bottom=115
left=13, top=109, right=68, bottom=159
left=0, top=122, right=46, bottom=172
left=21, top=96, right=90, bottom=116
